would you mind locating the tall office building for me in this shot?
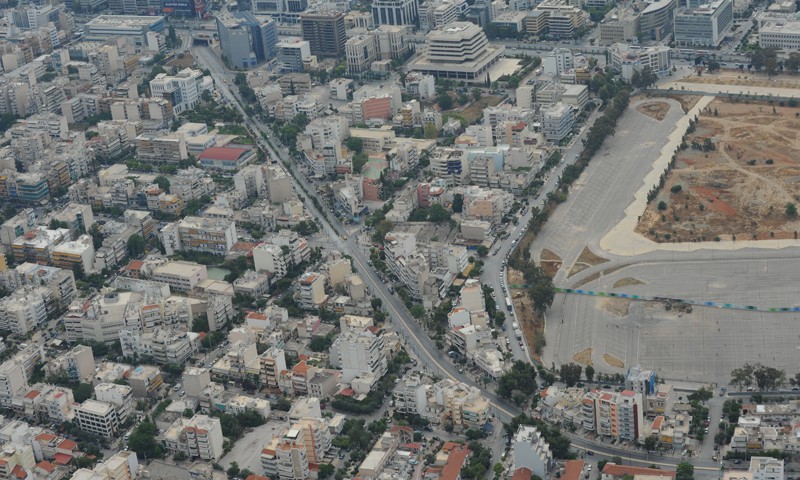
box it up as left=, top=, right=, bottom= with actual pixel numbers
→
left=372, top=0, right=419, bottom=25
left=216, top=12, right=278, bottom=68
left=300, top=11, right=346, bottom=58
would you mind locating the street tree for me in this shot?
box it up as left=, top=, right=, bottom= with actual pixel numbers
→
left=644, top=436, right=658, bottom=452
left=585, top=365, right=595, bottom=382
left=687, top=387, right=714, bottom=403
left=127, top=234, right=145, bottom=257
left=676, top=462, right=694, bottom=480
left=559, top=363, right=582, bottom=387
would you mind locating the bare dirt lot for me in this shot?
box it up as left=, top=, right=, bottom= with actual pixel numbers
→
left=509, top=268, right=544, bottom=361
left=677, top=70, right=800, bottom=90
left=636, top=101, right=670, bottom=121
left=636, top=99, right=800, bottom=242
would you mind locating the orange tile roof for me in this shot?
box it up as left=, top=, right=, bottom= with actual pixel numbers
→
left=292, top=361, right=309, bottom=375
left=53, top=453, right=72, bottom=465
left=126, top=260, right=144, bottom=270
left=11, top=464, right=26, bottom=479
left=35, top=433, right=56, bottom=442
left=563, top=460, right=585, bottom=480
left=245, top=476, right=270, bottom=480
left=440, top=445, right=469, bottom=480
left=512, top=467, right=533, bottom=480
left=652, top=416, right=665, bottom=430
left=57, top=439, right=78, bottom=451
left=602, top=464, right=675, bottom=479
left=36, top=461, right=56, bottom=473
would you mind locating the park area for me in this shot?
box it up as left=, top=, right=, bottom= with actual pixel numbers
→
left=636, top=98, right=800, bottom=242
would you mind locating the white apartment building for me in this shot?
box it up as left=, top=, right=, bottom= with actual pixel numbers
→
left=94, top=383, right=133, bottom=423
left=183, top=367, right=211, bottom=397
left=0, top=361, right=28, bottom=405
left=253, top=243, right=289, bottom=277
left=163, top=414, right=224, bottom=461
left=513, top=425, right=554, bottom=479
left=329, top=329, right=388, bottom=383
left=542, top=47, right=574, bottom=76
left=149, top=68, right=211, bottom=114
left=541, top=103, right=574, bottom=142
left=160, top=216, right=238, bottom=256
left=75, top=400, right=120, bottom=438
left=0, top=288, right=48, bottom=335
left=151, top=261, right=209, bottom=291
left=119, top=328, right=199, bottom=365
left=393, top=375, right=430, bottom=415
left=297, top=272, right=327, bottom=310
left=45, top=345, right=95, bottom=384
left=609, top=43, right=672, bottom=80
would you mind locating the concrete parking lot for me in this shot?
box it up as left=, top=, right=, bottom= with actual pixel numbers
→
left=219, top=420, right=286, bottom=474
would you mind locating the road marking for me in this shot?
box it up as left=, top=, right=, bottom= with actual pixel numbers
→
left=571, top=444, right=717, bottom=470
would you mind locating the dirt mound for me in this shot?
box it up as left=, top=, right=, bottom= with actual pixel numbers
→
left=636, top=101, right=670, bottom=121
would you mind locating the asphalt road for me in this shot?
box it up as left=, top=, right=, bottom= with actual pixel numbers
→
left=190, top=42, right=527, bottom=423
left=188, top=42, right=740, bottom=468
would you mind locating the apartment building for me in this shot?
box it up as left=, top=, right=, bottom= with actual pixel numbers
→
left=119, top=328, right=199, bottom=365
left=163, top=414, right=224, bottom=461
left=541, top=103, right=574, bottom=142
left=393, top=375, right=430, bottom=415
left=0, top=287, right=48, bottom=335
left=127, top=365, right=163, bottom=397
left=329, top=328, right=388, bottom=385
left=582, top=389, right=644, bottom=441
left=297, top=272, right=327, bottom=310
left=149, top=68, right=210, bottom=114
left=94, top=383, right=133, bottom=423
left=427, top=379, right=490, bottom=429
left=261, top=440, right=310, bottom=480
left=259, top=346, right=288, bottom=389
left=50, top=234, right=95, bottom=274
left=0, top=361, right=27, bottom=406
left=160, top=216, right=238, bottom=256
left=75, top=400, right=119, bottom=438
left=45, top=344, right=95, bottom=384
left=171, top=167, right=215, bottom=202
left=182, top=367, right=211, bottom=397
left=10, top=228, right=69, bottom=266
left=512, top=425, right=554, bottom=479
left=135, top=133, right=188, bottom=164
left=151, top=261, right=208, bottom=291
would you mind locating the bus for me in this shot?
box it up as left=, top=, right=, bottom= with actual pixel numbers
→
left=506, top=298, right=513, bottom=311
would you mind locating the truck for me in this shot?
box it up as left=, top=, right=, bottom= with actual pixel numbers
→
left=506, top=298, right=513, bottom=311
left=514, top=328, right=523, bottom=340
